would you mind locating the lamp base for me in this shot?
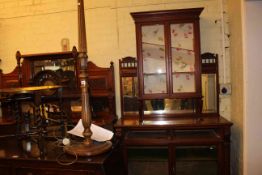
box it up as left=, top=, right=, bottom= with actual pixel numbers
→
left=64, top=141, right=112, bottom=157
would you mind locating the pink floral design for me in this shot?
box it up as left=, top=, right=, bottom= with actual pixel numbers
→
left=186, top=74, right=190, bottom=80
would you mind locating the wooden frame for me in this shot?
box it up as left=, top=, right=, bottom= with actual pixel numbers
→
left=114, top=8, right=233, bottom=175
left=119, top=57, right=139, bottom=118
left=201, top=52, right=219, bottom=115
left=131, top=8, right=204, bottom=120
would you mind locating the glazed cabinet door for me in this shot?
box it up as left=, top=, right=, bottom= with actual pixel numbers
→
left=170, top=23, right=196, bottom=94
left=132, top=8, right=203, bottom=117
left=133, top=8, right=203, bottom=100
left=141, top=24, right=168, bottom=97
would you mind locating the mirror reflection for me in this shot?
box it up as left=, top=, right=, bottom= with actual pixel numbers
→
left=33, top=58, right=76, bottom=75
left=122, top=77, right=139, bottom=115
left=144, top=99, right=195, bottom=115
left=201, top=74, right=217, bottom=113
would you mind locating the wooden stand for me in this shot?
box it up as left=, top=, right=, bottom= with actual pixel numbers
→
left=64, top=140, right=112, bottom=157
left=64, top=0, right=112, bottom=156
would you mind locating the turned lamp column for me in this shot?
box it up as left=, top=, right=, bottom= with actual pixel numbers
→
left=78, top=51, right=93, bottom=146
left=64, top=0, right=112, bottom=156
left=77, top=0, right=92, bottom=146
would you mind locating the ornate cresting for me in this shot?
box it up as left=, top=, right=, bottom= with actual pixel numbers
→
left=64, top=0, right=112, bottom=156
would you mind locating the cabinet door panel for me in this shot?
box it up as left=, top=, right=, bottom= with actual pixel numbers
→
left=175, top=146, right=218, bottom=175
left=170, top=23, right=194, bottom=50
left=172, top=73, right=195, bottom=93
left=171, top=23, right=196, bottom=94
left=171, top=48, right=195, bottom=73
left=142, top=24, right=167, bottom=95
left=144, top=74, right=167, bottom=94
left=142, top=24, right=165, bottom=45
left=131, top=8, right=203, bottom=115
left=142, top=43, right=166, bottom=74
left=0, top=166, right=11, bottom=175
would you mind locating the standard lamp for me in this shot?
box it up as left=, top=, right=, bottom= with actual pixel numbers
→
left=64, top=0, right=112, bottom=156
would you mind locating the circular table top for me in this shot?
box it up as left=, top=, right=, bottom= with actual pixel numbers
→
left=0, top=85, right=62, bottom=94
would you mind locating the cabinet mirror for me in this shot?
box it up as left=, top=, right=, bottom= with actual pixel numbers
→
left=144, top=99, right=195, bottom=116
left=31, top=58, right=77, bottom=89
left=202, top=74, right=217, bottom=113
left=119, top=57, right=139, bottom=117
left=201, top=52, right=219, bottom=114
left=16, top=47, right=79, bottom=89
left=122, top=77, right=139, bottom=116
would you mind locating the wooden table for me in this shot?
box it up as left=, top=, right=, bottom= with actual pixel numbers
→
left=0, top=85, right=62, bottom=94
left=0, top=136, right=124, bottom=175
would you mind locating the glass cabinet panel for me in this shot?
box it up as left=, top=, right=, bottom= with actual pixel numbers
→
left=173, top=73, right=195, bottom=93
left=131, top=8, right=203, bottom=117
left=142, top=24, right=167, bottom=94
left=171, top=23, right=195, bottom=93
left=170, top=23, right=194, bottom=51
left=144, top=75, right=167, bottom=94
left=175, top=146, right=217, bottom=175
left=128, top=147, right=169, bottom=175
left=171, top=49, right=195, bottom=73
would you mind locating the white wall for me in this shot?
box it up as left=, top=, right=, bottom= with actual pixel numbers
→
left=244, top=1, right=262, bottom=175
left=0, top=0, right=232, bottom=119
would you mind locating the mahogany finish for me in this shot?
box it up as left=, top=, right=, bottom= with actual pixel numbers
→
left=63, top=0, right=113, bottom=157
left=201, top=52, right=219, bottom=115
left=115, top=8, right=233, bottom=175
left=16, top=47, right=79, bottom=87
left=132, top=8, right=203, bottom=100
left=0, top=136, right=123, bottom=175
left=0, top=68, right=20, bottom=88
left=131, top=8, right=204, bottom=121
left=114, top=116, right=232, bottom=175
left=119, top=57, right=138, bottom=118
left=0, top=49, right=116, bottom=126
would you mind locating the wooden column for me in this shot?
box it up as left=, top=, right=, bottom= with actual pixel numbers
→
left=64, top=0, right=112, bottom=156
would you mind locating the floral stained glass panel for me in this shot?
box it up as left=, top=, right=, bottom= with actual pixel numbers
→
left=142, top=24, right=165, bottom=45
left=171, top=23, right=195, bottom=93
left=172, top=48, right=195, bottom=72
left=142, top=24, right=167, bottom=94
left=170, top=23, right=194, bottom=50
left=173, top=73, right=195, bottom=93
left=144, top=74, right=167, bottom=94
left=142, top=43, right=165, bottom=74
